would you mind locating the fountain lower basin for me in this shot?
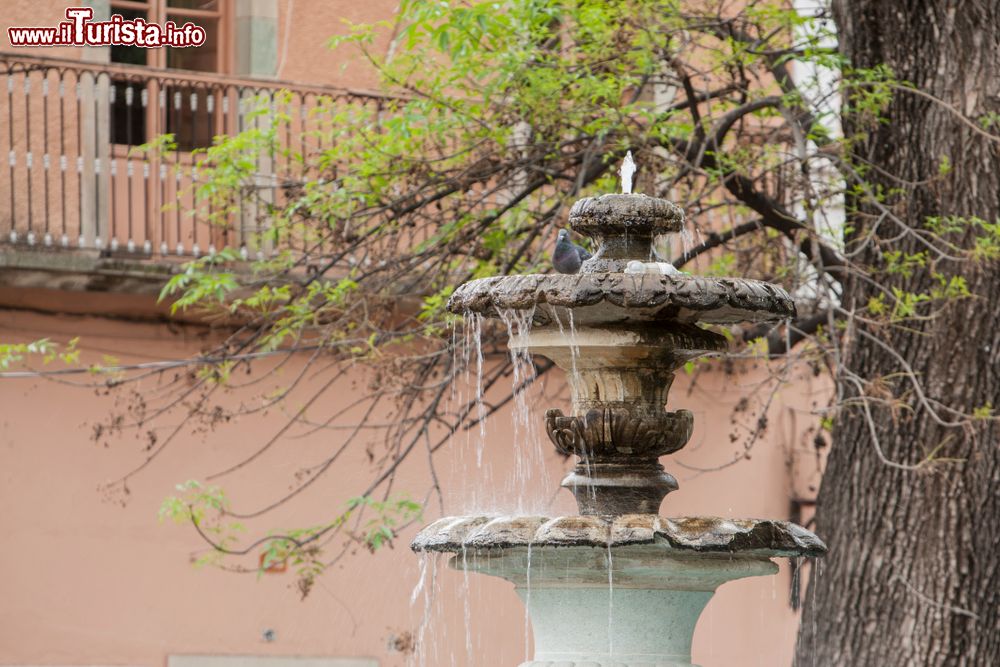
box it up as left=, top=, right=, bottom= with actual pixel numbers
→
left=413, top=515, right=824, bottom=667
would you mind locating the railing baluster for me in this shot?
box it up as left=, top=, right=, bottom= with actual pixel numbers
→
left=205, top=87, right=215, bottom=255
left=190, top=89, right=200, bottom=257
left=109, top=81, right=118, bottom=251
left=75, top=76, right=83, bottom=248
left=159, top=162, right=167, bottom=256
left=235, top=87, right=248, bottom=260
left=219, top=85, right=237, bottom=259
left=263, top=89, right=275, bottom=259
left=141, top=86, right=150, bottom=255
left=93, top=72, right=103, bottom=250
left=58, top=73, right=67, bottom=247
left=175, top=88, right=184, bottom=255
left=23, top=74, right=32, bottom=241
left=41, top=75, right=50, bottom=246
left=7, top=73, right=15, bottom=243
left=125, top=82, right=134, bottom=253
left=158, top=85, right=167, bottom=257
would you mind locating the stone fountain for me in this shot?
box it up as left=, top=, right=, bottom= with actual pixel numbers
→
left=411, top=187, right=825, bottom=666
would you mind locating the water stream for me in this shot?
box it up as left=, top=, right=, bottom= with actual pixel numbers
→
left=496, top=306, right=549, bottom=513
left=473, top=313, right=487, bottom=467
left=606, top=539, right=615, bottom=657
left=524, top=542, right=534, bottom=663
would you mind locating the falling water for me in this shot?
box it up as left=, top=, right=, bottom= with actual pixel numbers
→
left=811, top=557, right=821, bottom=667
left=411, top=553, right=439, bottom=667
left=523, top=543, right=534, bottom=661
left=453, top=317, right=477, bottom=508
left=543, top=304, right=599, bottom=509
left=461, top=545, right=473, bottom=662
left=566, top=310, right=581, bottom=381
left=450, top=312, right=497, bottom=512
left=449, top=320, right=467, bottom=444
left=791, top=555, right=803, bottom=609
left=410, top=552, right=429, bottom=606
left=413, top=307, right=551, bottom=666
left=679, top=224, right=694, bottom=261
left=497, top=306, right=549, bottom=512
left=606, top=539, right=615, bottom=657
left=473, top=313, right=487, bottom=467
left=567, top=309, right=597, bottom=506
left=620, top=150, right=636, bottom=195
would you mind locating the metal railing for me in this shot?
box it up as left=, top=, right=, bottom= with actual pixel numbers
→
left=0, top=53, right=391, bottom=260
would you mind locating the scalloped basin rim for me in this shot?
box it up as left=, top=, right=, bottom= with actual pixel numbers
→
left=411, top=514, right=826, bottom=557
left=446, top=273, right=797, bottom=325
left=569, top=193, right=685, bottom=231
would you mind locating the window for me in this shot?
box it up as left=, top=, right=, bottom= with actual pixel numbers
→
left=110, top=0, right=230, bottom=73
left=109, top=1, right=230, bottom=150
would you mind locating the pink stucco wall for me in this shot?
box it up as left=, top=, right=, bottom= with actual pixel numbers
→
left=0, top=306, right=825, bottom=667
left=274, top=0, right=398, bottom=89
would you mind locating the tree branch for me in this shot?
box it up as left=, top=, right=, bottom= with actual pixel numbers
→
left=672, top=218, right=765, bottom=268
left=742, top=311, right=832, bottom=356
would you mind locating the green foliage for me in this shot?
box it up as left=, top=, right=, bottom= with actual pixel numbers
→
left=843, top=64, right=897, bottom=127
left=937, top=154, right=952, bottom=176
left=0, top=339, right=56, bottom=370
left=971, top=218, right=1000, bottom=262
left=888, top=287, right=931, bottom=320
left=882, top=250, right=927, bottom=278
left=973, top=403, right=994, bottom=420
left=704, top=252, right=738, bottom=277
left=978, top=112, right=1000, bottom=130
left=418, top=286, right=459, bottom=334
left=924, top=215, right=1000, bottom=262
left=0, top=337, right=80, bottom=370
left=161, top=482, right=421, bottom=596
left=149, top=0, right=881, bottom=367
left=930, top=273, right=971, bottom=300
left=158, top=248, right=241, bottom=313
left=159, top=480, right=241, bottom=566
left=347, top=495, right=424, bottom=551
left=159, top=480, right=230, bottom=525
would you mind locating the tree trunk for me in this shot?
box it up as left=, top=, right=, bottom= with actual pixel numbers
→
left=795, top=1, right=1000, bottom=665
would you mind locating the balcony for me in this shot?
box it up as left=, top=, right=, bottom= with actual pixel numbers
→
left=0, top=53, right=390, bottom=299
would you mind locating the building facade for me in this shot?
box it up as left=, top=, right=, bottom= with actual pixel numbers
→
left=0, top=3, right=825, bottom=666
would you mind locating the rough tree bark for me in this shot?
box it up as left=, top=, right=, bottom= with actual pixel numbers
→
left=795, top=1, right=1000, bottom=665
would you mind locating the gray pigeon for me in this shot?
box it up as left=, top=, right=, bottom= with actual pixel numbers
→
left=552, top=229, right=592, bottom=274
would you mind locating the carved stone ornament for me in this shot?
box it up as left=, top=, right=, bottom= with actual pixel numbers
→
left=544, top=407, right=693, bottom=459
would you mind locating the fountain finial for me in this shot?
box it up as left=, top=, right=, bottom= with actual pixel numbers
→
left=619, top=150, right=636, bottom=194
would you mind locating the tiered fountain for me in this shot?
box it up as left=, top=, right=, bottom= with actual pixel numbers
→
left=411, top=182, right=825, bottom=666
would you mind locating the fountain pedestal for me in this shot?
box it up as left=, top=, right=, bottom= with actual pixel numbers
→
left=507, top=549, right=775, bottom=667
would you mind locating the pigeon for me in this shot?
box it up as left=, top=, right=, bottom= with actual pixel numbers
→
left=552, top=229, right=592, bottom=274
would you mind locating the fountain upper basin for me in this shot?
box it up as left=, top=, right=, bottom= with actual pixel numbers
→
left=447, top=273, right=796, bottom=326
